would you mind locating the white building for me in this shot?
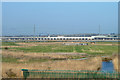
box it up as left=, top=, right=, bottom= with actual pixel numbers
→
left=1, top=35, right=118, bottom=41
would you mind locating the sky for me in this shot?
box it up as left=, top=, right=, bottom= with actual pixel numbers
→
left=2, top=2, right=118, bottom=36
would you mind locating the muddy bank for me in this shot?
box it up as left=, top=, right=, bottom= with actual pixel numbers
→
left=102, top=56, right=112, bottom=62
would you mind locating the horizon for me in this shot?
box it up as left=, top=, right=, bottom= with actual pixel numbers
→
left=2, top=33, right=118, bottom=37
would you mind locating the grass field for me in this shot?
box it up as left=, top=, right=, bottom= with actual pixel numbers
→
left=2, top=41, right=118, bottom=65
left=2, top=42, right=118, bottom=55
left=11, top=45, right=117, bottom=55
left=2, top=41, right=119, bottom=78
left=2, top=42, right=19, bottom=46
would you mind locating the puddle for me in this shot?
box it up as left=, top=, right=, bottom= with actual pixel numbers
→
left=72, top=58, right=87, bottom=60
left=101, top=60, right=115, bottom=73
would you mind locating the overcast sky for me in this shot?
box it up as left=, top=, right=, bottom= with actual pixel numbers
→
left=2, top=2, right=118, bottom=36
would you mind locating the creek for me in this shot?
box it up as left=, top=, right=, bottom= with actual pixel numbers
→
left=101, top=60, right=115, bottom=73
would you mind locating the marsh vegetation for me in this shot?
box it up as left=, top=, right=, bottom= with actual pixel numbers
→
left=1, top=41, right=118, bottom=78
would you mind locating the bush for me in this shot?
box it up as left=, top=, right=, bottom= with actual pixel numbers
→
left=4, top=47, right=8, bottom=50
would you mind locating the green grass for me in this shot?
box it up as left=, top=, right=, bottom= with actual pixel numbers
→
left=2, top=56, right=18, bottom=63
left=2, top=42, right=118, bottom=63
left=3, top=42, right=118, bottom=55
left=11, top=44, right=118, bottom=55
left=75, top=45, right=118, bottom=55
left=2, top=42, right=19, bottom=46
left=12, top=44, right=74, bottom=53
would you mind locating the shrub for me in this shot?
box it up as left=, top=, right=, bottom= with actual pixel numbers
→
left=4, top=47, right=8, bottom=50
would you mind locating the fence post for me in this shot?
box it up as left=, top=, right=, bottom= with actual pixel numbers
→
left=21, top=69, right=29, bottom=80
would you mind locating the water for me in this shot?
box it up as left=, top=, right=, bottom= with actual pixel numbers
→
left=72, top=58, right=87, bottom=60
left=101, top=60, right=115, bottom=73
left=72, top=58, right=115, bottom=73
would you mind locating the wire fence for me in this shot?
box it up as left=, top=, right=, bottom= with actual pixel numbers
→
left=21, top=69, right=120, bottom=79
